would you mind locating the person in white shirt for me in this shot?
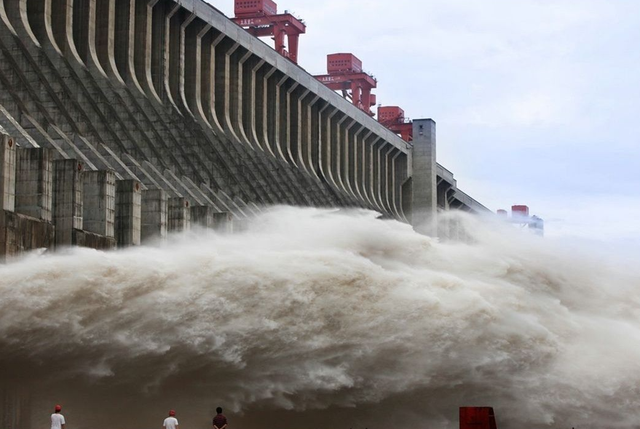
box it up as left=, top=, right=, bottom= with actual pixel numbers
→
left=163, top=410, right=179, bottom=429
left=51, top=405, right=65, bottom=429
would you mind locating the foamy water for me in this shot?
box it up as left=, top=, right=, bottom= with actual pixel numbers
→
left=1, top=207, right=639, bottom=429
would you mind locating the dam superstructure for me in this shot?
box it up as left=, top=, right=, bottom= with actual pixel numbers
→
left=0, top=0, right=487, bottom=259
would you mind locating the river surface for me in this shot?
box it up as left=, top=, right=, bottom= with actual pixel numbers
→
left=1, top=207, right=639, bottom=429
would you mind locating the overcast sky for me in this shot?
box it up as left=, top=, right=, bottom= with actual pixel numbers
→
left=208, top=0, right=640, bottom=246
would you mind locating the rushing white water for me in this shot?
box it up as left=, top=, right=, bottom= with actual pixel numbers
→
left=1, top=206, right=640, bottom=429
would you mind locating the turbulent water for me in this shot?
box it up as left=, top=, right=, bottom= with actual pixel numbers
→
left=1, top=206, right=640, bottom=429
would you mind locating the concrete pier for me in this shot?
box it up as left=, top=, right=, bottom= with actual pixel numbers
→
left=115, top=179, right=142, bottom=247
left=168, top=197, right=190, bottom=232
left=213, top=211, right=233, bottom=232
left=15, top=148, right=53, bottom=221
left=411, top=119, right=437, bottom=235
left=191, top=205, right=213, bottom=228
left=53, top=159, right=84, bottom=247
left=0, top=135, right=16, bottom=213
left=82, top=170, right=116, bottom=238
left=141, top=188, right=168, bottom=242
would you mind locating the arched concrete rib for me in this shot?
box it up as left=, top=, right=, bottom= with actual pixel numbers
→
left=339, top=118, right=358, bottom=200
left=349, top=124, right=368, bottom=205
left=258, top=65, right=277, bottom=157
left=162, top=3, right=183, bottom=112
left=354, top=128, right=374, bottom=208
left=24, top=0, right=59, bottom=55
left=177, top=11, right=196, bottom=117
left=294, top=87, right=312, bottom=173
left=366, top=136, right=385, bottom=212
left=381, top=145, right=395, bottom=215
left=318, top=105, right=340, bottom=192
left=362, top=132, right=383, bottom=212
left=95, top=0, right=125, bottom=84
left=299, top=94, right=320, bottom=180
left=234, top=49, right=256, bottom=150
left=390, top=149, right=405, bottom=220
left=188, top=22, right=212, bottom=126
left=205, top=31, right=226, bottom=134
left=133, top=0, right=160, bottom=101
left=314, top=102, right=329, bottom=180
left=113, top=0, right=144, bottom=93
left=247, top=58, right=266, bottom=151
left=219, top=40, right=242, bottom=142
left=49, top=0, right=84, bottom=64
left=273, top=74, right=293, bottom=164
left=73, top=0, right=108, bottom=78
left=284, top=82, right=302, bottom=167
left=331, top=114, right=352, bottom=197
left=394, top=152, right=410, bottom=222
left=1, top=0, right=24, bottom=39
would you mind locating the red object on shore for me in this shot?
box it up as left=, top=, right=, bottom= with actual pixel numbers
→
left=459, top=407, right=497, bottom=429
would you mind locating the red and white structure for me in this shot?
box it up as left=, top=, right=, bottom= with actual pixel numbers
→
left=377, top=106, right=413, bottom=142
left=232, top=0, right=306, bottom=64
left=497, top=205, right=544, bottom=236
left=314, top=53, right=377, bottom=116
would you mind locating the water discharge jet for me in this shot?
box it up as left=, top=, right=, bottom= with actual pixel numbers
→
left=0, top=206, right=639, bottom=429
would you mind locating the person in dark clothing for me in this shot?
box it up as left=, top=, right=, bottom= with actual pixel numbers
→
left=212, top=407, right=227, bottom=429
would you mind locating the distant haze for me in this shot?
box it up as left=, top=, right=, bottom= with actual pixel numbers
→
left=209, top=0, right=640, bottom=249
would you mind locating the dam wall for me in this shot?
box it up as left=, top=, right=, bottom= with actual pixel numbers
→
left=0, top=0, right=486, bottom=250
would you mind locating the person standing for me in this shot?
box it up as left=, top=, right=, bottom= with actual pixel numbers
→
left=163, top=410, right=179, bottom=429
left=51, top=405, right=65, bottom=429
left=212, top=407, right=227, bottom=429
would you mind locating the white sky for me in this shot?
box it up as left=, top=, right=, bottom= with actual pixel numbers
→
left=208, top=0, right=640, bottom=247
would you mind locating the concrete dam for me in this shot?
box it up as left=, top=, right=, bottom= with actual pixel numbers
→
left=0, top=0, right=489, bottom=258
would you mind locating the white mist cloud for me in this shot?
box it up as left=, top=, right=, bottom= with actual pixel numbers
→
left=1, top=207, right=640, bottom=428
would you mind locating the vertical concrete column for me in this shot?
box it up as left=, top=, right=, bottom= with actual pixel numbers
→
left=15, top=148, right=54, bottom=221
left=212, top=211, right=232, bottom=232
left=190, top=205, right=213, bottom=228
left=141, top=188, right=167, bottom=242
left=53, top=159, right=84, bottom=246
left=0, top=134, right=16, bottom=258
left=115, top=179, right=141, bottom=246
left=0, top=134, right=16, bottom=213
left=82, top=170, right=116, bottom=238
left=411, top=119, right=437, bottom=235
left=168, top=196, right=190, bottom=232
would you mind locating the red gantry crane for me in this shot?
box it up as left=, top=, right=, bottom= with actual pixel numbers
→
left=377, top=105, right=413, bottom=142
left=314, top=53, right=377, bottom=116
left=232, top=0, right=306, bottom=64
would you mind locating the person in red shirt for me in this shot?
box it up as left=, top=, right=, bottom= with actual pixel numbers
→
left=212, top=407, right=227, bottom=429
